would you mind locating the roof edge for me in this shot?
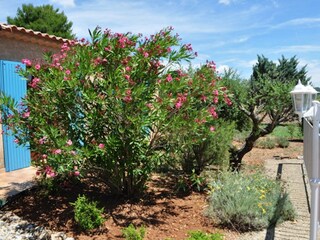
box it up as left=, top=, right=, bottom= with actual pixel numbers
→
left=0, top=23, right=70, bottom=44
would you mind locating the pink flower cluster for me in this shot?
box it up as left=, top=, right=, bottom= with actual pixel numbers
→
left=115, top=33, right=135, bottom=48
left=206, top=60, right=216, bottom=70
left=22, top=58, right=32, bottom=66
left=53, top=149, right=62, bottom=154
left=124, top=74, right=135, bottom=85
left=175, top=93, right=188, bottom=109
left=45, top=166, right=56, bottom=178
left=123, top=89, right=132, bottom=103
left=208, top=106, right=218, bottom=118
left=39, top=136, right=47, bottom=145
left=22, top=111, right=30, bottom=118
left=29, top=78, right=40, bottom=88
left=166, top=74, right=173, bottom=82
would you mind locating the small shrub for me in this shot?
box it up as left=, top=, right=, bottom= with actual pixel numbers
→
left=178, top=121, right=235, bottom=174
left=190, top=170, right=208, bottom=192
left=205, top=171, right=295, bottom=232
left=71, top=195, right=105, bottom=230
left=255, top=137, right=276, bottom=149
left=276, top=137, right=290, bottom=148
left=122, top=224, right=146, bottom=240
left=275, top=123, right=302, bottom=140
left=187, top=230, right=223, bottom=240
left=175, top=170, right=208, bottom=193
left=176, top=175, right=191, bottom=193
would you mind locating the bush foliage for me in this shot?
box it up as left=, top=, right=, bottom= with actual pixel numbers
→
left=0, top=27, right=232, bottom=195
left=71, top=195, right=105, bottom=230
left=186, top=230, right=223, bottom=240
left=205, top=171, right=295, bottom=232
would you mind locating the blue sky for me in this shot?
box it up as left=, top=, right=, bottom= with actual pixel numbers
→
left=1, top=0, right=320, bottom=85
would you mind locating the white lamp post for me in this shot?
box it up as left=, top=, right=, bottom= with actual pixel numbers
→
left=290, top=80, right=319, bottom=240
left=290, top=80, right=316, bottom=120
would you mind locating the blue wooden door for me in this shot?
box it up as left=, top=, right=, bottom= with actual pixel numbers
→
left=0, top=60, right=31, bottom=172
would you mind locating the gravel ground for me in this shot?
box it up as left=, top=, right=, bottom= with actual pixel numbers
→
left=0, top=211, right=74, bottom=240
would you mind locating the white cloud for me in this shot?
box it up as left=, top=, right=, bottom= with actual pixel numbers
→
left=233, top=36, right=249, bottom=43
left=216, top=64, right=230, bottom=74
left=62, top=0, right=266, bottom=39
left=273, top=18, right=320, bottom=29
left=218, top=0, right=231, bottom=5
left=50, top=0, right=75, bottom=8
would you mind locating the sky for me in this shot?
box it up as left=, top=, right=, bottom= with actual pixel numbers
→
left=1, top=0, right=320, bottom=86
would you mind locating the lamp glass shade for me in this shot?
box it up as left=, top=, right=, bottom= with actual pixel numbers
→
left=290, top=80, right=316, bottom=118
left=292, top=93, right=303, bottom=113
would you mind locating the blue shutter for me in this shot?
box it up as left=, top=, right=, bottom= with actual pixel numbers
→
left=0, top=60, right=31, bottom=172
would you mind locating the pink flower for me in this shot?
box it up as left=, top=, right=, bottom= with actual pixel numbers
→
left=65, top=69, right=71, bottom=75
left=39, top=136, right=47, bottom=145
left=123, top=89, right=132, bottom=103
left=14, top=139, right=19, bottom=144
left=22, top=59, right=32, bottom=66
left=42, top=154, right=47, bottom=159
left=210, top=126, right=215, bottom=132
left=118, top=36, right=128, bottom=48
left=208, top=106, right=218, bottom=118
left=126, top=89, right=131, bottom=95
left=35, top=64, right=41, bottom=70
left=22, top=111, right=30, bottom=118
left=213, top=97, right=219, bottom=104
left=200, top=95, right=207, bottom=102
left=29, top=78, right=40, bottom=88
left=98, top=143, right=105, bottom=149
left=184, top=43, right=193, bottom=51
left=143, top=52, right=149, bottom=58
left=70, top=150, right=77, bottom=155
left=207, top=61, right=216, bottom=70
left=61, top=43, right=70, bottom=52
left=53, top=149, right=62, bottom=154
left=123, top=96, right=132, bottom=102
left=146, top=103, right=153, bottom=109
left=175, top=101, right=182, bottom=109
left=225, top=97, right=232, bottom=106
left=66, top=139, right=73, bottom=146
left=213, top=90, right=219, bottom=96
left=166, top=74, right=173, bottom=82
left=74, top=171, right=80, bottom=176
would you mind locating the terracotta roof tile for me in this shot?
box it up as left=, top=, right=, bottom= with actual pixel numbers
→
left=0, top=23, right=69, bottom=44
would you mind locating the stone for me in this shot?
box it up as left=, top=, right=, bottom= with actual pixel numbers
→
left=0, top=211, right=72, bottom=240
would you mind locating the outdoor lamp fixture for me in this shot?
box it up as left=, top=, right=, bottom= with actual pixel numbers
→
left=290, top=80, right=318, bottom=121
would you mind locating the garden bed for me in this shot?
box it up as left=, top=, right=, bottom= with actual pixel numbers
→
left=1, top=141, right=303, bottom=239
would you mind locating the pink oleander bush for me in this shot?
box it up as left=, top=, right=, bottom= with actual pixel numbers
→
left=0, top=26, right=232, bottom=195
